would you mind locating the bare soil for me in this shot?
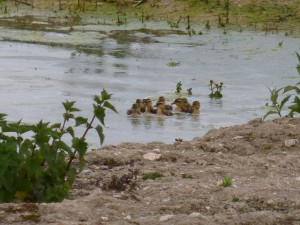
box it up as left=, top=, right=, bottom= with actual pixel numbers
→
left=0, top=117, right=300, bottom=224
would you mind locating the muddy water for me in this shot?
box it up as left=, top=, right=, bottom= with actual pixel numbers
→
left=0, top=27, right=299, bottom=147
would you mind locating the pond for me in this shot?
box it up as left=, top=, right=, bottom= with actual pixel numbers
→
left=0, top=24, right=299, bottom=148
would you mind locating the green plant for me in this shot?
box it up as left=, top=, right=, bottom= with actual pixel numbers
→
left=176, top=81, right=182, bottom=94
left=181, top=173, right=193, bottom=179
left=0, top=89, right=116, bottom=203
left=142, top=171, right=163, bottom=180
left=209, top=80, right=224, bottom=98
left=263, top=87, right=291, bottom=120
left=167, top=61, right=180, bottom=67
left=264, top=52, right=300, bottom=120
left=221, top=176, right=232, bottom=187
left=187, top=88, right=192, bottom=95
left=232, top=195, right=240, bottom=202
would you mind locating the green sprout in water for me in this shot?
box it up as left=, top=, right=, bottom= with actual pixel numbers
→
left=209, top=80, right=224, bottom=98
left=187, top=88, right=192, bottom=95
left=167, top=61, right=180, bottom=67
left=176, top=81, right=182, bottom=94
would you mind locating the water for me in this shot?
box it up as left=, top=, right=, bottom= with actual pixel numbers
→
left=0, top=26, right=299, bottom=147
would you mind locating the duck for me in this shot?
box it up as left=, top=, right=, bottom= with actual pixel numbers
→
left=155, top=96, right=173, bottom=111
left=188, top=101, right=201, bottom=114
left=156, top=101, right=173, bottom=116
left=171, top=98, right=184, bottom=112
left=127, top=103, right=140, bottom=116
left=135, top=99, right=143, bottom=113
left=181, top=98, right=192, bottom=112
left=144, top=99, right=157, bottom=114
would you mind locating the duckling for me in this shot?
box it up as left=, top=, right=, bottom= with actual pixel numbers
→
left=127, top=103, right=140, bottom=116
left=156, top=101, right=173, bottom=116
left=172, top=98, right=184, bottom=112
left=141, top=98, right=148, bottom=112
left=135, top=99, right=143, bottom=113
left=188, top=101, right=201, bottom=114
left=155, top=96, right=173, bottom=111
left=181, top=98, right=192, bottom=112
left=144, top=99, right=157, bottom=114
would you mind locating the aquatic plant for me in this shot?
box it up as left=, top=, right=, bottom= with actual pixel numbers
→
left=0, top=89, right=116, bottom=202
left=167, top=61, right=180, bottom=67
left=187, top=88, right=192, bottom=95
left=209, top=80, right=223, bottom=98
left=176, top=81, right=182, bottom=94
left=264, top=52, right=300, bottom=120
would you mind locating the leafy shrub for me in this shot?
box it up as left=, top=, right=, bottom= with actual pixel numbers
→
left=0, top=89, right=116, bottom=203
left=264, top=53, right=300, bottom=120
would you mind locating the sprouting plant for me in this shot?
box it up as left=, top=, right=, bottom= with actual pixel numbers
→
left=263, top=87, right=291, bottom=120
left=264, top=52, right=300, bottom=120
left=209, top=80, right=224, bottom=98
left=221, top=176, right=232, bottom=187
left=181, top=173, right=193, bottom=179
left=0, top=89, right=117, bottom=203
left=167, top=61, right=180, bottom=67
left=232, top=195, right=240, bottom=202
left=176, top=81, right=182, bottom=94
left=187, top=88, right=192, bottom=95
left=142, top=171, right=163, bottom=180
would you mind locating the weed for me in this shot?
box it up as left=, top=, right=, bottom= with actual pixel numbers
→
left=167, top=61, right=180, bottom=67
left=232, top=195, right=240, bottom=202
left=181, top=173, right=193, bottom=179
left=264, top=52, right=300, bottom=120
left=142, top=171, right=163, bottom=180
left=0, top=89, right=116, bottom=202
left=209, top=80, right=224, bottom=98
left=176, top=81, right=182, bottom=94
left=221, top=176, right=232, bottom=187
left=170, top=171, right=176, bottom=176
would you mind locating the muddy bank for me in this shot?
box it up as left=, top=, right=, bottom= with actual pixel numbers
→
left=0, top=117, right=299, bottom=224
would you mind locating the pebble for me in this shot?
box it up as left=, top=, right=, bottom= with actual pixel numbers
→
left=295, top=176, right=300, bottom=181
left=159, top=214, right=175, bottom=222
left=143, top=152, right=162, bottom=161
left=233, top=136, right=244, bottom=140
left=285, top=139, right=299, bottom=147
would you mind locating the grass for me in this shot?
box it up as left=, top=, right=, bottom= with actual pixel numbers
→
left=221, top=176, right=232, bottom=187
left=142, top=171, right=163, bottom=180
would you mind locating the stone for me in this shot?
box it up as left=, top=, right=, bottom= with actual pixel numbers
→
left=159, top=214, right=174, bottom=222
left=285, top=139, right=299, bottom=147
left=143, top=152, right=162, bottom=161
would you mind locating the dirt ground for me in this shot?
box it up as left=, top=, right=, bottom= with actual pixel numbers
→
left=0, top=117, right=299, bottom=224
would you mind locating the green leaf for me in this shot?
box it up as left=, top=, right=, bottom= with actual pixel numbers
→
left=54, top=140, right=72, bottom=154
left=280, top=95, right=291, bottom=108
left=66, top=126, right=74, bottom=138
left=63, top=113, right=74, bottom=121
left=103, top=101, right=117, bottom=113
left=71, top=137, right=88, bottom=157
left=50, top=123, right=61, bottom=129
left=93, top=105, right=105, bottom=125
left=101, top=89, right=112, bottom=101
left=288, top=104, right=300, bottom=113
left=75, top=116, right=88, bottom=127
left=95, top=125, right=105, bottom=145
left=0, top=113, right=7, bottom=121
left=263, top=110, right=277, bottom=121
left=294, top=96, right=300, bottom=104
left=93, top=95, right=102, bottom=105
left=62, top=100, right=76, bottom=111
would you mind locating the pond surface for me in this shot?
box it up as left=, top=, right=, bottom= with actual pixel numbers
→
left=0, top=25, right=299, bottom=148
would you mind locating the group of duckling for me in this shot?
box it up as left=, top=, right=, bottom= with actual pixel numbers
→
left=127, top=96, right=200, bottom=116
